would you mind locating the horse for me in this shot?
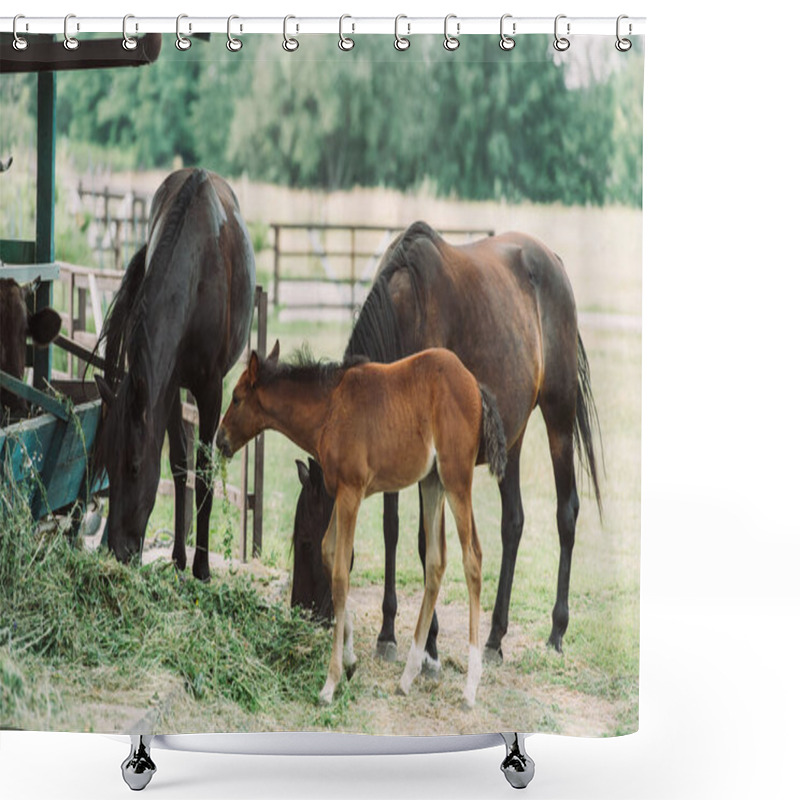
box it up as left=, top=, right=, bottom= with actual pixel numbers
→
left=216, top=342, right=507, bottom=707
left=93, top=168, right=255, bottom=580
left=0, top=277, right=61, bottom=421
left=290, top=221, right=602, bottom=668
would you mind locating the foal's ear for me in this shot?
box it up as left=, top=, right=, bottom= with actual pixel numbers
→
left=267, top=340, right=280, bottom=364
left=296, top=459, right=311, bottom=488
left=248, top=350, right=260, bottom=386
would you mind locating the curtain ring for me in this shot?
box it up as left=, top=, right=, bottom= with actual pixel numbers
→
left=394, top=15, right=410, bottom=51
left=12, top=15, right=28, bottom=51
left=499, top=14, right=515, bottom=51
left=339, top=15, right=354, bottom=51
left=443, top=14, right=460, bottom=51
left=176, top=14, right=191, bottom=50
left=63, top=13, right=79, bottom=51
left=615, top=14, right=632, bottom=52
left=283, top=15, right=299, bottom=51
left=122, top=15, right=138, bottom=51
left=227, top=15, right=243, bottom=51
left=553, top=14, right=570, bottom=51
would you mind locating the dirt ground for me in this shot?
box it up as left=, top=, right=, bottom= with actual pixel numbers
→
left=111, top=547, right=626, bottom=739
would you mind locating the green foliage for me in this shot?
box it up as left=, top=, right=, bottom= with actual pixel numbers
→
left=47, top=35, right=642, bottom=206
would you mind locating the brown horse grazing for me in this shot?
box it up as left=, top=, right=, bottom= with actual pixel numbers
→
left=217, top=342, right=507, bottom=707
left=93, top=168, right=255, bottom=579
left=0, top=278, right=61, bottom=421
left=291, top=222, right=602, bottom=667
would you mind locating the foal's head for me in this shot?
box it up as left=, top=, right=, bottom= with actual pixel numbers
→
left=216, top=340, right=281, bottom=458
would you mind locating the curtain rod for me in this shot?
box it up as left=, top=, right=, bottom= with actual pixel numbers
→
left=1, top=16, right=646, bottom=38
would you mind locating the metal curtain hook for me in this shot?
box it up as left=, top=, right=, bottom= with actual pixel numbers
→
left=122, top=14, right=137, bottom=51
left=615, top=14, right=632, bottom=51
left=227, top=15, right=242, bottom=51
left=176, top=14, right=191, bottom=50
left=394, top=15, right=410, bottom=51
left=283, top=15, right=299, bottom=51
left=63, top=13, right=79, bottom=51
left=443, top=14, right=460, bottom=51
left=554, top=14, right=570, bottom=51
left=499, top=14, right=515, bottom=51
left=339, top=14, right=354, bottom=50
left=12, top=15, right=28, bottom=51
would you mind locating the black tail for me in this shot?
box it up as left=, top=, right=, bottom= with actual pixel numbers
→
left=480, top=385, right=507, bottom=482
left=574, top=332, right=604, bottom=517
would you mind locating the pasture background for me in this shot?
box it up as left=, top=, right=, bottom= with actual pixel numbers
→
left=5, top=1, right=799, bottom=799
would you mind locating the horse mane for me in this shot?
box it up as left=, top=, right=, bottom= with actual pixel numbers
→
left=345, top=221, right=443, bottom=363
left=93, top=169, right=211, bottom=473
left=265, top=343, right=368, bottom=390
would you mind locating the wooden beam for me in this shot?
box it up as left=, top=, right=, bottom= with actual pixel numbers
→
left=0, top=33, right=162, bottom=74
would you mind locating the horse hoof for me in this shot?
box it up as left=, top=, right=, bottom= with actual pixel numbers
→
left=192, top=567, right=211, bottom=583
left=546, top=634, right=564, bottom=654
left=421, top=653, right=441, bottom=679
left=375, top=640, right=398, bottom=662
left=121, top=737, right=156, bottom=791
left=345, top=662, right=357, bottom=681
left=483, top=646, right=503, bottom=665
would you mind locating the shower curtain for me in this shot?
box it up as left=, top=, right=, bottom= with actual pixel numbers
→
left=0, top=29, right=643, bottom=741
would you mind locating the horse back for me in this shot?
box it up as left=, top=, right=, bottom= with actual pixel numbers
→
left=146, top=169, right=255, bottom=383
left=320, top=350, right=481, bottom=497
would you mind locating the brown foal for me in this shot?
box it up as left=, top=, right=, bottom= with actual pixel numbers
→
left=216, top=341, right=506, bottom=707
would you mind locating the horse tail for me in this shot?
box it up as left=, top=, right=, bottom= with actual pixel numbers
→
left=574, top=331, right=604, bottom=517
left=479, top=385, right=507, bottom=482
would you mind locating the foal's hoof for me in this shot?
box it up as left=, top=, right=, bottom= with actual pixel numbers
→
left=375, top=640, right=398, bottom=662
left=345, top=662, right=357, bottom=681
left=483, top=645, right=503, bottom=666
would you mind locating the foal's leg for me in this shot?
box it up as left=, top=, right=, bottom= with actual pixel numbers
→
left=485, top=438, right=525, bottom=663
left=543, top=419, right=580, bottom=653
left=166, top=390, right=189, bottom=572
left=399, top=472, right=446, bottom=696
left=319, top=490, right=360, bottom=705
left=416, top=483, right=442, bottom=671
left=191, top=379, right=223, bottom=582
left=376, top=492, right=400, bottom=661
left=445, top=487, right=483, bottom=708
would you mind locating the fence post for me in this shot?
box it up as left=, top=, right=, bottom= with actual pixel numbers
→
left=252, top=287, right=268, bottom=558
left=350, top=226, right=356, bottom=312
left=239, top=442, right=249, bottom=562
left=272, top=225, right=280, bottom=310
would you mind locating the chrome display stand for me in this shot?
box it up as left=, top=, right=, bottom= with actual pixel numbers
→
left=121, top=731, right=535, bottom=791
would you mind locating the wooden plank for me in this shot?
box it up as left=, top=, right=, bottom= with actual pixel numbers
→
left=0, top=33, right=163, bottom=74
left=0, top=241, right=37, bottom=266
left=0, top=370, right=69, bottom=422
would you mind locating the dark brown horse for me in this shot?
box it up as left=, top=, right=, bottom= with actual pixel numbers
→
left=291, top=221, right=602, bottom=667
left=0, top=278, right=61, bottom=421
left=93, top=168, right=255, bottom=579
left=217, top=342, right=507, bottom=706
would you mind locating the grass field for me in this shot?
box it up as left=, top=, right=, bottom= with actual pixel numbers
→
left=1, top=177, right=640, bottom=738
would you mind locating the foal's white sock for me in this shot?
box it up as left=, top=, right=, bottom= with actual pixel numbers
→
left=463, top=645, right=483, bottom=707
left=399, top=642, right=425, bottom=695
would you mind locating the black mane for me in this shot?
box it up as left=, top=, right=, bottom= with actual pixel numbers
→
left=344, top=221, right=443, bottom=364
left=265, top=345, right=368, bottom=390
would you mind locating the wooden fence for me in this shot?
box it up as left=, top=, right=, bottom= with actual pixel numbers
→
left=270, top=223, right=495, bottom=315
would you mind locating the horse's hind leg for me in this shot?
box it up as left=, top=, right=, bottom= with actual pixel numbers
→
left=166, top=390, right=189, bottom=572
left=191, top=380, right=223, bottom=582
left=376, top=492, right=400, bottom=662
left=416, top=483, right=442, bottom=672
left=542, top=413, right=580, bottom=653
left=485, top=438, right=525, bottom=663
left=399, top=472, right=446, bottom=696
left=445, top=488, right=483, bottom=708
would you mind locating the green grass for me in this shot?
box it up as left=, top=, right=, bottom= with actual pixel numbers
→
left=0, top=474, right=345, bottom=731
